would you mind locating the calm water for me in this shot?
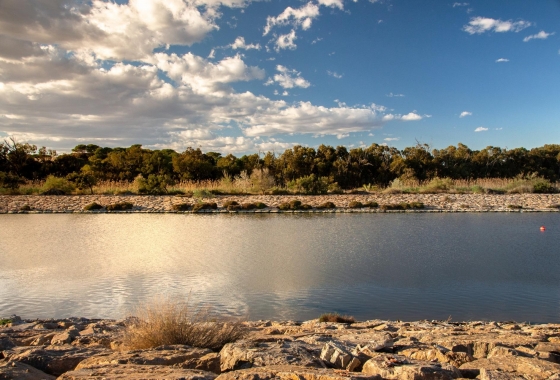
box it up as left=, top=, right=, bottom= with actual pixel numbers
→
left=1, top=213, right=559, bottom=322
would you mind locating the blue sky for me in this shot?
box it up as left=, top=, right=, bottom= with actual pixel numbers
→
left=0, top=0, right=558, bottom=153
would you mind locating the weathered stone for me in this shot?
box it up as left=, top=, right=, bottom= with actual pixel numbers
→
left=3, top=345, right=108, bottom=376
left=321, top=342, right=359, bottom=371
left=220, top=341, right=323, bottom=372
left=215, top=365, right=382, bottom=380
left=535, top=342, right=560, bottom=353
left=479, top=368, right=524, bottom=380
left=339, top=332, right=393, bottom=353
left=0, top=360, right=56, bottom=380
left=0, top=336, right=15, bottom=351
left=58, top=365, right=217, bottom=380
left=399, top=346, right=474, bottom=367
left=179, top=352, right=222, bottom=374
left=361, top=354, right=458, bottom=380
left=33, top=323, right=59, bottom=330
left=51, top=329, right=80, bottom=345
left=75, top=345, right=212, bottom=369
left=460, top=356, right=560, bottom=380
left=487, top=346, right=531, bottom=359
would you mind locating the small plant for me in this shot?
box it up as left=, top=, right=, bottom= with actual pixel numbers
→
left=533, top=180, right=556, bottom=194
left=106, top=202, right=134, bottom=211
left=254, top=202, right=267, bottom=209
left=270, top=187, right=290, bottom=195
left=507, top=205, right=523, bottom=209
left=460, top=204, right=470, bottom=208
left=41, top=175, right=75, bottom=195
left=300, top=204, right=313, bottom=210
left=363, top=201, right=379, bottom=208
left=381, top=202, right=424, bottom=211
left=289, top=200, right=302, bottom=209
left=123, top=299, right=246, bottom=351
left=19, top=204, right=32, bottom=211
left=348, top=201, right=363, bottom=208
left=409, top=202, right=425, bottom=209
left=192, top=202, right=217, bottom=212
left=222, top=200, right=239, bottom=208
left=548, top=204, right=560, bottom=209
left=172, top=203, right=191, bottom=211
left=193, top=189, right=215, bottom=199
left=278, top=202, right=291, bottom=210
left=0, top=318, right=12, bottom=326
left=84, top=202, right=104, bottom=211
left=227, top=204, right=242, bottom=211
left=278, top=200, right=308, bottom=210
left=316, top=202, right=336, bottom=209
left=318, top=313, right=355, bottom=324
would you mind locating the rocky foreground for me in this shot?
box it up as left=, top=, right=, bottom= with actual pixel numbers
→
left=1, top=317, right=560, bottom=379
left=1, top=194, right=560, bottom=214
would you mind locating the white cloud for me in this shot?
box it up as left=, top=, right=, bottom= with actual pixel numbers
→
left=495, top=58, right=509, bottom=63
left=266, top=65, right=310, bottom=89
left=263, top=2, right=320, bottom=35
left=453, top=2, right=469, bottom=7
left=523, top=31, right=555, bottom=42
left=463, top=17, right=531, bottom=35
left=474, top=127, right=488, bottom=132
left=317, top=0, right=344, bottom=10
left=460, top=111, right=472, bottom=118
left=230, top=36, right=261, bottom=50
left=384, top=137, right=399, bottom=142
left=275, top=30, right=298, bottom=51
left=387, top=92, right=405, bottom=97
left=401, top=112, right=423, bottom=121
left=327, top=70, right=343, bottom=79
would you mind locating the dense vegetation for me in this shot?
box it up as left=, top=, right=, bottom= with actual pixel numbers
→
left=1, top=138, right=559, bottom=195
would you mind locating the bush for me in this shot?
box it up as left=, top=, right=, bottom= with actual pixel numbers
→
left=548, top=204, right=560, bottom=209
left=0, top=318, right=12, bottom=326
left=227, top=204, right=242, bottom=211
left=381, top=202, right=424, bottom=211
left=241, top=203, right=256, bottom=210
left=507, top=204, right=523, bottom=209
left=270, top=187, right=290, bottom=195
left=67, top=172, right=97, bottom=194
left=172, top=203, right=191, bottom=211
left=533, top=180, right=556, bottom=194
left=222, top=200, right=239, bottom=208
left=193, top=189, right=215, bottom=199
left=135, top=174, right=174, bottom=195
left=106, top=202, right=134, bottom=211
left=19, top=204, right=32, bottom=211
left=318, top=313, right=355, bottom=324
left=278, top=202, right=291, bottom=210
left=123, top=299, right=246, bottom=351
left=363, top=201, right=379, bottom=208
left=287, top=174, right=329, bottom=195
left=316, top=202, right=336, bottom=209
left=254, top=202, right=267, bottom=209
left=84, top=202, right=104, bottom=211
left=0, top=172, right=25, bottom=190
left=277, top=200, right=308, bottom=210
left=290, top=200, right=302, bottom=209
left=41, top=175, right=75, bottom=195
left=348, top=201, right=363, bottom=208
left=192, top=202, right=217, bottom=212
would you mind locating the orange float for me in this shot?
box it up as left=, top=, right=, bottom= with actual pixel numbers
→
left=540, top=226, right=546, bottom=231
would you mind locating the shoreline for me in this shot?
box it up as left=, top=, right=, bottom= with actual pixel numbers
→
left=1, top=316, right=560, bottom=379
left=1, top=194, right=560, bottom=214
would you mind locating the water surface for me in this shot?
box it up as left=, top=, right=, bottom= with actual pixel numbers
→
left=1, top=213, right=559, bottom=322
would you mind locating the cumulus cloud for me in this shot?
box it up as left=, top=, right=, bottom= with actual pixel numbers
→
left=317, top=0, right=344, bottom=10
left=401, top=112, right=423, bottom=121
left=460, top=111, right=472, bottom=118
left=266, top=65, right=310, bottom=89
left=275, top=30, right=298, bottom=51
left=327, top=71, right=343, bottom=79
left=495, top=58, right=509, bottom=63
left=387, top=92, right=404, bottom=97
left=384, top=137, right=399, bottom=142
left=523, top=31, right=555, bottom=42
left=263, top=2, right=320, bottom=35
left=453, top=2, right=469, bottom=7
left=230, top=36, right=261, bottom=50
left=463, top=17, right=531, bottom=34
left=474, top=127, right=488, bottom=132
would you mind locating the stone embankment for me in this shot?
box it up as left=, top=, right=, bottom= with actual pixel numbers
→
left=1, top=194, right=560, bottom=214
left=2, top=317, right=560, bottom=379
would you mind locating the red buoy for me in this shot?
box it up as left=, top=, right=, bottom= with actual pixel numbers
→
left=540, top=226, right=546, bottom=231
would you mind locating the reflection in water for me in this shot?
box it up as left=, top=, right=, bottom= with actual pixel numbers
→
left=0, top=213, right=559, bottom=322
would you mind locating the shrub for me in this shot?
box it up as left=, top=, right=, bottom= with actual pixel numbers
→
left=287, top=174, right=329, bottom=195
left=192, top=202, right=217, bottom=212
left=193, top=189, right=215, bottom=199
left=278, top=200, right=307, bottom=210
left=250, top=168, right=276, bottom=194
left=278, top=202, right=291, bottom=210
left=300, top=204, right=313, bottom=210
left=0, top=172, right=25, bottom=190
left=123, top=299, right=246, bottom=351
left=270, top=187, right=290, bottom=195
left=241, top=203, right=256, bottom=210
left=106, top=202, right=134, bottom=211
left=316, top=202, right=336, bottom=209
left=363, top=201, right=379, bottom=208
left=41, top=175, right=75, bottom=195
left=409, top=202, right=425, bottom=209
left=135, top=174, right=174, bottom=195
left=328, top=182, right=344, bottom=194
left=222, top=200, right=239, bottom=208
left=318, top=313, right=355, bottom=324
left=381, top=202, right=424, bottom=211
left=533, top=180, right=556, bottom=194
left=548, top=204, right=560, bottom=209
left=348, top=201, right=363, bottom=208
left=254, top=202, right=267, bottom=209
left=0, top=318, right=12, bottom=326
left=67, top=172, right=97, bottom=194
left=289, top=200, right=302, bottom=209
left=507, top=205, right=523, bottom=209
left=227, top=204, right=242, bottom=211
left=19, top=204, right=32, bottom=211
left=84, top=202, right=104, bottom=211
left=172, top=203, right=191, bottom=211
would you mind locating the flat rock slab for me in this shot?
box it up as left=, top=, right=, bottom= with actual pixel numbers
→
left=361, top=354, right=459, bottom=380
left=0, top=360, right=56, bottom=380
left=216, top=365, right=382, bottom=380
left=58, top=365, right=216, bottom=380
left=75, top=345, right=212, bottom=369
left=460, top=356, right=560, bottom=380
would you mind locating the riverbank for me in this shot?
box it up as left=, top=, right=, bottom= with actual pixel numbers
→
left=1, top=194, right=560, bottom=214
left=1, top=316, right=560, bottom=379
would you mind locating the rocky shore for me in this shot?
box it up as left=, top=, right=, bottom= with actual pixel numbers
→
left=2, top=317, right=560, bottom=379
left=1, top=194, right=560, bottom=214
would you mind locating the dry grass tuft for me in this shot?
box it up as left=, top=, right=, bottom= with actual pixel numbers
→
left=318, top=313, right=356, bottom=324
left=123, top=299, right=246, bottom=351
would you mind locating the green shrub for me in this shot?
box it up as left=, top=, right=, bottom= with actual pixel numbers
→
left=254, top=202, right=267, bottom=209
left=348, top=201, right=363, bottom=208
left=278, top=202, right=291, bottom=210
left=471, top=185, right=485, bottom=194
left=241, top=203, right=256, bottom=210
left=316, top=202, right=336, bottom=209
left=533, top=180, right=556, bottom=194
left=0, top=172, right=25, bottom=190
left=300, top=204, right=313, bottom=210
left=135, top=174, right=174, bottom=195
left=363, top=201, right=379, bottom=208
left=172, top=203, right=191, bottom=211
left=318, top=313, right=355, bottom=324
left=193, top=189, right=215, bottom=199
left=84, top=202, right=104, bottom=211
left=67, top=172, right=97, bottom=194
left=381, top=202, right=424, bottom=211
left=0, top=318, right=12, bottom=326
left=19, top=204, right=32, bottom=211
left=270, top=187, right=290, bottom=195
left=287, top=174, right=329, bottom=195
left=41, top=175, right=75, bottom=195
left=328, top=182, right=344, bottom=194
left=227, top=204, right=242, bottom=211
left=222, top=200, right=239, bottom=208
left=289, top=200, right=302, bottom=209
left=192, top=202, right=217, bottom=212
left=548, top=204, right=560, bottom=209
left=106, top=202, right=134, bottom=211
left=507, top=205, right=523, bottom=209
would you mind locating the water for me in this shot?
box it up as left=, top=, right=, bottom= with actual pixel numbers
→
left=0, top=213, right=559, bottom=322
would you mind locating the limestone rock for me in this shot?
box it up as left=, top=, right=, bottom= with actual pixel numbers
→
left=220, top=341, right=323, bottom=372
left=0, top=336, right=15, bottom=351
left=75, top=345, right=212, bottom=369
left=460, top=356, right=560, bottom=380
left=31, top=333, right=57, bottom=346
left=58, top=365, right=217, bottom=380
left=216, top=365, right=382, bottom=380
left=51, top=329, right=80, bottom=346
left=179, top=352, right=222, bottom=374
left=479, top=368, right=524, bottom=380
left=320, top=342, right=360, bottom=371
left=361, top=354, right=458, bottom=380
left=0, top=360, right=56, bottom=380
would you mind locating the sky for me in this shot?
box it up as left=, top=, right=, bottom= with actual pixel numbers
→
left=0, top=0, right=559, bottom=154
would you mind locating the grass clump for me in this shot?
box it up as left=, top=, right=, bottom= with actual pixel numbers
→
left=41, top=176, right=75, bottom=195
left=507, top=205, right=523, bottom=210
left=381, top=202, right=425, bottom=211
left=547, top=204, right=560, bottom=209
left=222, top=200, right=239, bottom=208
left=0, top=318, right=12, bottom=326
left=363, top=201, right=379, bottom=208
left=316, top=202, right=337, bottom=209
left=172, top=203, right=191, bottom=211
left=106, top=202, right=134, bottom=211
left=193, top=189, right=215, bottom=199
left=123, top=299, right=246, bottom=351
left=84, top=202, right=104, bottom=211
left=318, top=313, right=355, bottom=324
left=19, top=204, right=32, bottom=211
left=348, top=201, right=363, bottom=208
left=192, top=202, right=217, bottom=212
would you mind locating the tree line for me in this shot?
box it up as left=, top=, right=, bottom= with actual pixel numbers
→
left=1, top=138, right=559, bottom=191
